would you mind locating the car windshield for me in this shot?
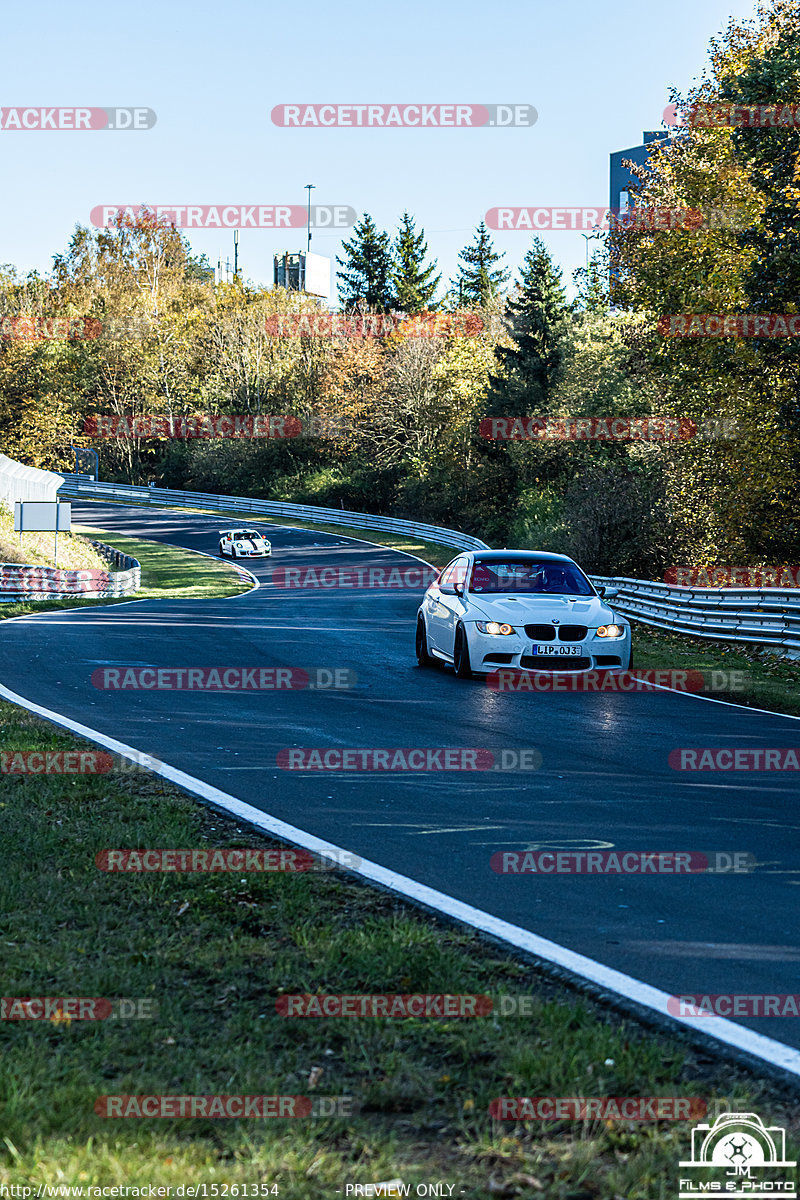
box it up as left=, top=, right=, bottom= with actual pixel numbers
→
left=469, top=558, right=594, bottom=596
left=234, top=531, right=261, bottom=539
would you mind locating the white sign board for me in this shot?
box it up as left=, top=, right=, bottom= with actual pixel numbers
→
left=14, top=501, right=72, bottom=532
left=304, top=252, right=331, bottom=299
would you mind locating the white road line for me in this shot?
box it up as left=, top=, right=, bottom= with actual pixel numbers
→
left=1, top=677, right=799, bottom=1082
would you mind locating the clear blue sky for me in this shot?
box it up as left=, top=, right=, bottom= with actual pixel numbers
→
left=1, top=0, right=761, bottom=302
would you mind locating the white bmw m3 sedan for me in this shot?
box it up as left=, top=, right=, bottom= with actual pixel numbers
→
left=416, top=550, right=632, bottom=678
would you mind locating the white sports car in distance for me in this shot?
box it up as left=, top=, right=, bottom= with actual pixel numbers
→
left=416, top=550, right=632, bottom=678
left=218, top=529, right=272, bottom=558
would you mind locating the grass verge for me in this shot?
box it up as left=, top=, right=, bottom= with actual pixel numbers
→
left=0, top=699, right=797, bottom=1197
left=0, top=504, right=108, bottom=571
left=632, top=623, right=800, bottom=718
left=0, top=527, right=249, bottom=621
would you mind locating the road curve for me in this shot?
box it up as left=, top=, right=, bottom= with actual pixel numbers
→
left=2, top=501, right=799, bottom=1063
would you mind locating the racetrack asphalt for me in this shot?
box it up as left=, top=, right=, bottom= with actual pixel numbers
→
left=2, top=501, right=799, bottom=1052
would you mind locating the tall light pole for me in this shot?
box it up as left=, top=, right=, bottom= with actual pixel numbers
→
left=581, top=230, right=602, bottom=271
left=305, top=184, right=315, bottom=256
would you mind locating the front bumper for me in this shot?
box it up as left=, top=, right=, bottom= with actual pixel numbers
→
left=466, top=626, right=631, bottom=674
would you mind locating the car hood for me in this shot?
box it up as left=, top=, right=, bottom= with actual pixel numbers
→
left=466, top=593, right=622, bottom=625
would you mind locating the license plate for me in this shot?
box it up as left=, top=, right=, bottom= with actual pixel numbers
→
left=532, top=644, right=582, bottom=656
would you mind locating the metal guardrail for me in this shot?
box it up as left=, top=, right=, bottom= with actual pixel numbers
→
left=56, top=475, right=490, bottom=553
left=590, top=574, right=800, bottom=659
left=87, top=540, right=141, bottom=595
left=0, top=539, right=140, bottom=601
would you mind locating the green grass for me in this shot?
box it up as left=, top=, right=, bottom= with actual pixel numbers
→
left=0, top=700, right=797, bottom=1196
left=632, top=623, right=800, bottom=717
left=0, top=527, right=248, bottom=620
left=74, top=525, right=250, bottom=601
left=0, top=504, right=108, bottom=571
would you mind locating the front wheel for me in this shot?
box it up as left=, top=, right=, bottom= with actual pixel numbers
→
left=231, top=546, right=238, bottom=559
left=453, top=623, right=473, bottom=679
left=416, top=616, right=432, bottom=667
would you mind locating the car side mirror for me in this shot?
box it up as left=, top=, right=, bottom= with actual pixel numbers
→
left=598, top=585, right=618, bottom=599
left=454, top=582, right=464, bottom=597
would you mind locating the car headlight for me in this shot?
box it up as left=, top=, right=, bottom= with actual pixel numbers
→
left=596, top=624, right=625, bottom=638
left=476, top=621, right=516, bottom=635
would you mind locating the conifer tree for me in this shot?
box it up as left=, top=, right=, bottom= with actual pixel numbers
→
left=391, top=212, right=440, bottom=313
left=336, top=214, right=394, bottom=311
left=488, top=236, right=570, bottom=411
left=450, top=221, right=509, bottom=307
